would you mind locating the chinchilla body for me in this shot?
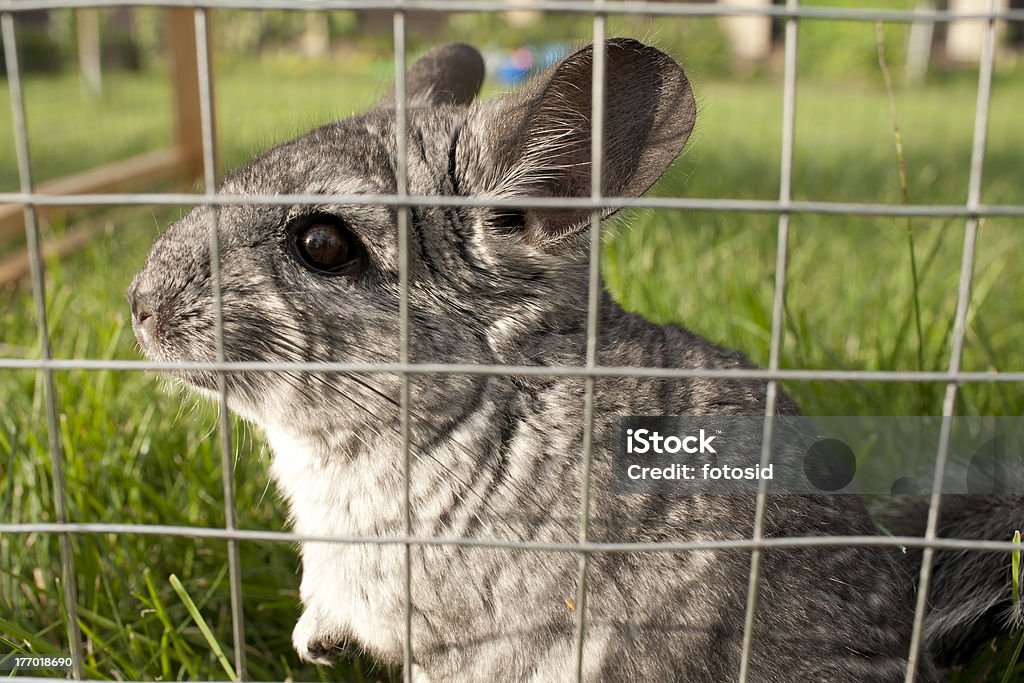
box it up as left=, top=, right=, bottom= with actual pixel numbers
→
left=129, top=40, right=1021, bottom=682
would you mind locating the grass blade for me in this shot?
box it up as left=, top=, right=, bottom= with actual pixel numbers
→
left=1000, top=531, right=1024, bottom=683
left=169, top=573, right=237, bottom=681
left=1013, top=530, right=1021, bottom=609
left=999, top=631, right=1024, bottom=683
left=876, top=21, right=925, bottom=377
left=142, top=569, right=200, bottom=679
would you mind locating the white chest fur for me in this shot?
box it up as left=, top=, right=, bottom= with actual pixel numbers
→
left=264, top=424, right=407, bottom=658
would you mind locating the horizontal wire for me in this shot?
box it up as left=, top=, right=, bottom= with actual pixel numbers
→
left=1, top=522, right=1021, bottom=554
left=2, top=191, right=1023, bottom=217
left=0, top=357, right=1021, bottom=383
left=0, top=0, right=1022, bottom=23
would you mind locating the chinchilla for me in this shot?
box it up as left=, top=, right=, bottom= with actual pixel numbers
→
left=128, top=39, right=1022, bottom=681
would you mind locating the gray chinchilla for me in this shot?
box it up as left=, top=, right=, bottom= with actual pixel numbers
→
left=129, top=39, right=1022, bottom=681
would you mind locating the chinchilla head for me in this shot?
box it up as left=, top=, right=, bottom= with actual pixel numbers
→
left=128, top=38, right=696, bottom=442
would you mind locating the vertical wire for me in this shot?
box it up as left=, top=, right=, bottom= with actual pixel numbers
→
left=391, top=11, right=414, bottom=683
left=1, top=13, right=85, bottom=679
left=903, top=1, right=995, bottom=679
left=572, top=8, right=606, bottom=682
left=736, top=0, right=797, bottom=679
left=194, top=9, right=247, bottom=680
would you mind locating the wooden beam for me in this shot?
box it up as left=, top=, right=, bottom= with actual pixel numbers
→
left=0, top=146, right=185, bottom=242
left=0, top=204, right=170, bottom=285
left=166, top=7, right=214, bottom=183
left=0, top=221, right=101, bottom=285
left=76, top=8, right=102, bottom=97
left=0, top=9, right=213, bottom=263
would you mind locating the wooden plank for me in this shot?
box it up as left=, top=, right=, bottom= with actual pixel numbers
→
left=77, top=8, right=102, bottom=97
left=0, top=8, right=212, bottom=261
left=166, top=7, right=213, bottom=182
left=0, top=204, right=179, bottom=285
left=0, top=222, right=101, bottom=285
left=0, top=146, right=184, bottom=242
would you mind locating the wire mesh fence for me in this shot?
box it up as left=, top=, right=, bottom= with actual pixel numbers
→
left=1, top=1, right=1022, bottom=682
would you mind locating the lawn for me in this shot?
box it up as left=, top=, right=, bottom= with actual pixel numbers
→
left=2, top=42, right=1023, bottom=681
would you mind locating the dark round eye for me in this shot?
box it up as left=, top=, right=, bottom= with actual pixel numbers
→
left=288, top=216, right=362, bottom=275
left=490, top=209, right=525, bottom=235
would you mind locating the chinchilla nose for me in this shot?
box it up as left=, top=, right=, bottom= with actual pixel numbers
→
left=127, top=281, right=156, bottom=335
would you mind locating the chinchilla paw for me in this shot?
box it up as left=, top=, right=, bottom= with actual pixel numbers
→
left=293, top=611, right=350, bottom=665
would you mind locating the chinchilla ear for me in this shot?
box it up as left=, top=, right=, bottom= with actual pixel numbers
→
left=375, top=42, right=485, bottom=108
left=465, top=38, right=696, bottom=245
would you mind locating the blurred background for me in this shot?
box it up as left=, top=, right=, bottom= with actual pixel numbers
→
left=2, top=1, right=1023, bottom=681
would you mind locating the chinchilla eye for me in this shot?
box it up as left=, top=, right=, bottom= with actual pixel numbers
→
left=288, top=216, right=362, bottom=275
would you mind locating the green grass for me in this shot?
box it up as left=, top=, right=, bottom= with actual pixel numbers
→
left=2, top=48, right=1024, bottom=682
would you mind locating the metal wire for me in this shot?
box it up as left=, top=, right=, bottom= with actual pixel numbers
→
left=2, top=12, right=86, bottom=680
left=0, top=0, right=1023, bottom=23
left=3, top=190, right=1024, bottom=216
left=3, top=522, right=1022, bottom=555
left=3, top=357, right=1024, bottom=383
left=390, top=10, right=416, bottom=683
left=904, top=1, right=998, bottom=679
left=192, top=8, right=248, bottom=680
left=572, top=8, right=606, bottom=680
left=737, top=0, right=800, bottom=678
left=3, top=0, right=1021, bottom=681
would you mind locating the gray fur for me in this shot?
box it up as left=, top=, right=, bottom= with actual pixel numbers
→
left=128, top=39, right=1021, bottom=681
left=375, top=43, right=485, bottom=109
